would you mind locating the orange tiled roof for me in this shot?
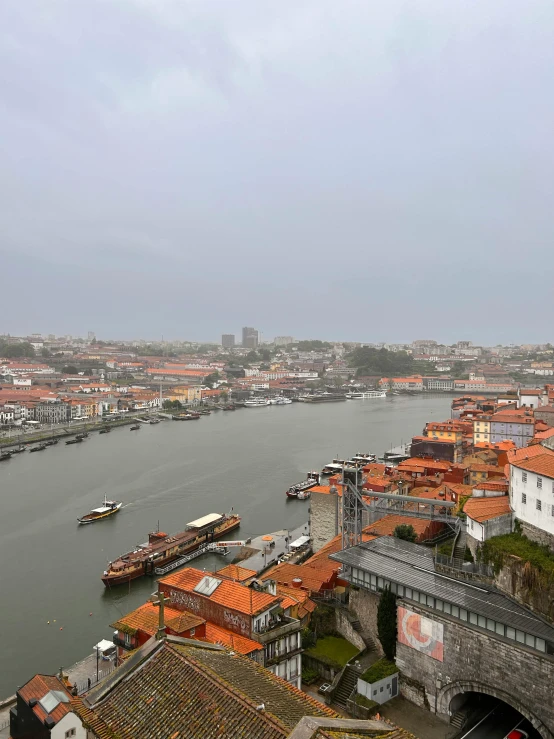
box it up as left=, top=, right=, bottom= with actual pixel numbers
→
left=464, top=496, right=512, bottom=522
left=366, top=514, right=433, bottom=537
left=160, top=567, right=279, bottom=615
left=216, top=564, right=257, bottom=582
left=111, top=601, right=204, bottom=637
left=19, top=674, right=73, bottom=725
left=510, top=451, right=554, bottom=478
left=507, top=444, right=554, bottom=464
left=204, top=623, right=263, bottom=656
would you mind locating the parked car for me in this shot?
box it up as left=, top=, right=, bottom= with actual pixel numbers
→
left=505, top=729, right=529, bottom=739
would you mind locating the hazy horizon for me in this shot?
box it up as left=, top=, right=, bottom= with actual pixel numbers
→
left=1, top=1, right=553, bottom=344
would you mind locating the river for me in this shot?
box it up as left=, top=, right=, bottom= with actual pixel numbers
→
left=0, top=394, right=451, bottom=697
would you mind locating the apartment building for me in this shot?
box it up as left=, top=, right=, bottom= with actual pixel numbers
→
left=510, top=448, right=554, bottom=547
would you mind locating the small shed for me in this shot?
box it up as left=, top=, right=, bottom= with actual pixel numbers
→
left=357, top=659, right=399, bottom=705
left=94, top=639, right=117, bottom=661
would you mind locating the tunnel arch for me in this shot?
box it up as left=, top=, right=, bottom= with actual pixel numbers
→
left=437, top=680, right=552, bottom=739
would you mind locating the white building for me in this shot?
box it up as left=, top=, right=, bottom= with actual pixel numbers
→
left=510, top=450, right=554, bottom=546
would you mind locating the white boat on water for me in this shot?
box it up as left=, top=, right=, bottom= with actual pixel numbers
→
left=270, top=397, right=292, bottom=405
left=244, top=398, right=271, bottom=407
left=345, top=390, right=387, bottom=399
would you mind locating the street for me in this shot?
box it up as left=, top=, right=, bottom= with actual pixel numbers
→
left=461, top=704, right=537, bottom=739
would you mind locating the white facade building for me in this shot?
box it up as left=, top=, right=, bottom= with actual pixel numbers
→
left=510, top=453, right=554, bottom=543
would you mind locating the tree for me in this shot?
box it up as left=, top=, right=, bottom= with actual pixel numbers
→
left=204, top=372, right=221, bottom=388
left=246, top=350, right=259, bottom=362
left=0, top=341, right=35, bottom=358
left=162, top=399, right=182, bottom=410
left=377, top=586, right=397, bottom=660
left=393, top=524, right=418, bottom=543
left=41, top=348, right=51, bottom=357
left=62, top=365, right=78, bottom=375
left=260, top=349, right=271, bottom=361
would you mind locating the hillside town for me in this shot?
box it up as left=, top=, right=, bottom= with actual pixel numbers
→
left=1, top=331, right=554, bottom=429
left=2, top=331, right=554, bottom=739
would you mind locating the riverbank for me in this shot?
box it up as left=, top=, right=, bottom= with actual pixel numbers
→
left=0, top=394, right=452, bottom=698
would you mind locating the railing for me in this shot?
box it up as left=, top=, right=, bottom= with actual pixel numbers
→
left=434, top=553, right=494, bottom=580
left=0, top=718, right=10, bottom=731
left=74, top=663, right=116, bottom=695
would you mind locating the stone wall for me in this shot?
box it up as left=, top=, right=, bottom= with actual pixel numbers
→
left=348, top=589, right=384, bottom=657
left=395, top=602, right=554, bottom=739
left=520, top=519, right=554, bottom=551
left=335, top=608, right=366, bottom=651
left=310, top=490, right=339, bottom=552
left=494, top=555, right=554, bottom=622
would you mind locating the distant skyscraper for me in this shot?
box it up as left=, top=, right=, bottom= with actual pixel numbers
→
left=222, top=334, right=235, bottom=349
left=274, top=336, right=294, bottom=347
left=242, top=327, right=259, bottom=349
left=88, top=331, right=96, bottom=342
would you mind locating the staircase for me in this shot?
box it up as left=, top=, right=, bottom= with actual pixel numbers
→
left=452, top=530, right=467, bottom=569
left=450, top=710, right=467, bottom=730
left=351, top=619, right=376, bottom=652
left=332, top=665, right=359, bottom=710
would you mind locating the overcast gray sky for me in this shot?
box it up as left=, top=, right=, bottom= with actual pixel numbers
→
left=1, top=0, right=553, bottom=345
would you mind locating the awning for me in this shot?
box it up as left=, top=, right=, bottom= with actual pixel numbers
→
left=94, top=639, right=115, bottom=654
left=290, top=535, right=310, bottom=550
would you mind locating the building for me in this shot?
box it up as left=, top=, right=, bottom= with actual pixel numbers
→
left=518, top=388, right=547, bottom=409
left=509, top=448, right=554, bottom=547
left=463, top=496, right=513, bottom=554
left=34, top=401, right=71, bottom=424
left=158, top=567, right=303, bottom=687
left=9, top=673, right=84, bottom=739
left=242, top=326, right=259, bottom=349
left=422, top=377, right=454, bottom=391
left=490, top=411, right=535, bottom=448
left=221, top=334, right=235, bottom=349
left=274, top=336, right=294, bottom=346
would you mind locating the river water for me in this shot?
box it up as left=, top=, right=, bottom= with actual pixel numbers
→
left=0, top=394, right=451, bottom=697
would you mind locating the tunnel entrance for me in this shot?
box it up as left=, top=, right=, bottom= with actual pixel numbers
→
left=448, top=691, right=543, bottom=739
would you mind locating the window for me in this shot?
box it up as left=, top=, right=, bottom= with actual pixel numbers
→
left=537, top=477, right=542, bottom=489
left=522, top=493, right=526, bottom=504
left=537, top=500, right=542, bottom=512
left=65, top=730, right=76, bottom=738
left=522, top=472, right=527, bottom=483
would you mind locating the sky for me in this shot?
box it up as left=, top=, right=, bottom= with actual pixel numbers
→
left=1, top=0, right=553, bottom=345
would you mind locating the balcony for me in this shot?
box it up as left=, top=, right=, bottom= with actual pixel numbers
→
left=251, top=616, right=301, bottom=645
left=265, top=646, right=303, bottom=666
left=113, top=635, right=137, bottom=651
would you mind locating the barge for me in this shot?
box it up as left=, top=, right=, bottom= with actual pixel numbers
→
left=286, top=471, right=320, bottom=499
left=102, top=511, right=241, bottom=587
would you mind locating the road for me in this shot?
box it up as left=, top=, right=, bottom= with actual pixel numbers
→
left=461, top=704, right=536, bottom=739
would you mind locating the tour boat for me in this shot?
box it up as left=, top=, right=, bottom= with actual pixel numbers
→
left=286, top=471, right=320, bottom=498
left=78, top=497, right=123, bottom=524
left=345, top=390, right=387, bottom=399
left=270, top=397, right=293, bottom=405
left=244, top=398, right=271, bottom=407
left=102, top=511, right=241, bottom=586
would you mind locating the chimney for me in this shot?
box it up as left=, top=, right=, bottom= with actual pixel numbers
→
left=292, top=578, right=302, bottom=589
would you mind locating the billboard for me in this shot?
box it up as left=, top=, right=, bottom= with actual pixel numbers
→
left=397, top=606, right=444, bottom=662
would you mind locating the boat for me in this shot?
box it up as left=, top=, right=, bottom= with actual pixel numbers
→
left=76, top=432, right=89, bottom=439
left=99, top=427, right=111, bottom=434
left=29, top=444, right=47, bottom=453
left=0, top=451, right=12, bottom=461
left=303, top=394, right=346, bottom=403
left=244, top=398, right=271, bottom=407
left=44, top=439, right=58, bottom=446
left=102, top=511, right=241, bottom=586
left=172, top=414, right=200, bottom=421
left=349, top=453, right=377, bottom=464
left=270, top=397, right=293, bottom=405
left=222, top=405, right=236, bottom=411
left=321, top=461, right=346, bottom=475
left=10, top=446, right=26, bottom=454
left=150, top=418, right=161, bottom=424
left=130, top=424, right=141, bottom=430
left=286, top=471, right=320, bottom=498
left=78, top=496, right=122, bottom=524
left=66, top=437, right=83, bottom=445
left=296, top=490, right=311, bottom=500
left=345, top=390, right=387, bottom=399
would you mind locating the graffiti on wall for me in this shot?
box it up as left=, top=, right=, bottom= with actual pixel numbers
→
left=397, top=606, right=444, bottom=662
left=223, top=609, right=249, bottom=635
left=168, top=589, right=201, bottom=613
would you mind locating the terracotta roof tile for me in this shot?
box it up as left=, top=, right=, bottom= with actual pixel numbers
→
left=464, top=496, right=512, bottom=522
left=366, top=515, right=433, bottom=537
left=160, top=567, right=279, bottom=615
left=204, top=623, right=263, bottom=656
left=111, top=602, right=205, bottom=637
left=89, top=640, right=335, bottom=739
left=216, top=564, right=257, bottom=582
left=510, top=451, right=554, bottom=478
left=19, top=674, right=73, bottom=725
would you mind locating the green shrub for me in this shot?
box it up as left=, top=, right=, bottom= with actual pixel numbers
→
left=393, top=524, right=417, bottom=543
left=301, top=668, right=319, bottom=685
left=360, top=658, right=398, bottom=684
left=355, top=694, right=379, bottom=711
left=481, top=533, right=554, bottom=579
left=301, top=627, right=316, bottom=649
left=305, top=635, right=359, bottom=669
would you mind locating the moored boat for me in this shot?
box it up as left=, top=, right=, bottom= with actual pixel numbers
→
left=0, top=451, right=12, bottom=461
left=102, top=511, right=241, bottom=586
left=222, top=405, right=236, bottom=411
left=130, top=424, right=141, bottom=430
left=345, top=390, right=387, bottom=399
left=286, top=471, right=320, bottom=498
left=66, top=437, right=83, bottom=445
left=99, top=427, right=111, bottom=434
left=29, top=444, right=47, bottom=453
left=78, top=496, right=122, bottom=524
left=244, top=398, right=271, bottom=407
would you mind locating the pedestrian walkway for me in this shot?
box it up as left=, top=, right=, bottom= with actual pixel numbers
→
left=378, top=695, right=457, bottom=739
left=237, top=522, right=309, bottom=574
